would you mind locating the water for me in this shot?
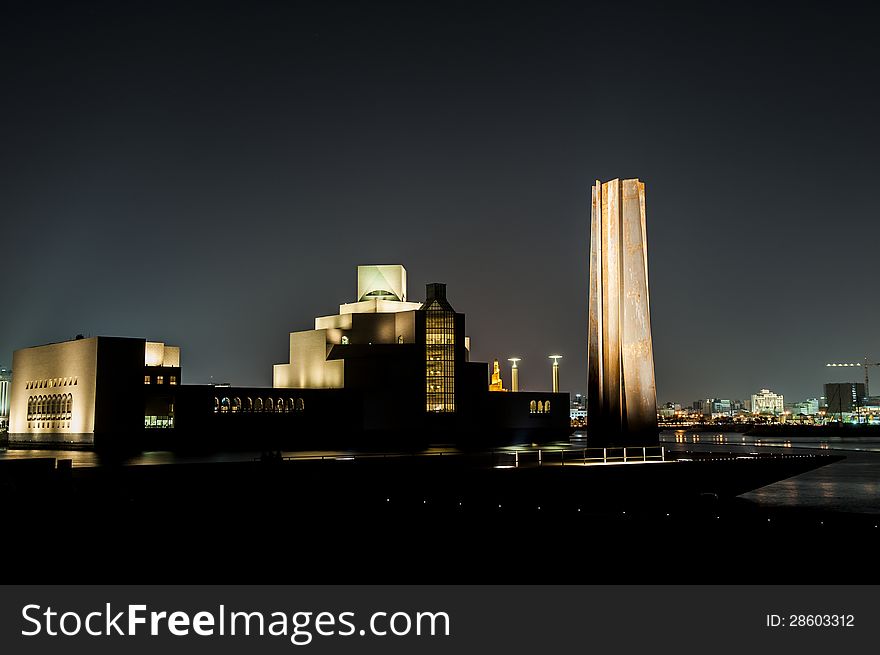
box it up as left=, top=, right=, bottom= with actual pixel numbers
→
left=0, top=445, right=458, bottom=468
left=662, top=430, right=880, bottom=515
left=3, top=431, right=878, bottom=515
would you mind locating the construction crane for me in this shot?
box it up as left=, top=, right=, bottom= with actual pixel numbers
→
left=825, top=357, right=880, bottom=399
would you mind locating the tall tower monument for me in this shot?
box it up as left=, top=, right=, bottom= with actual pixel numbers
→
left=587, top=178, right=658, bottom=446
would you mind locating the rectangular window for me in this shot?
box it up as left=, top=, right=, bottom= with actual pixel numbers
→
left=144, top=375, right=151, bottom=385
left=425, top=304, right=455, bottom=413
left=169, top=375, right=177, bottom=385
left=156, top=375, right=164, bottom=385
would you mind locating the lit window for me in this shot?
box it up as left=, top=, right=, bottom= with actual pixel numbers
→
left=341, top=335, right=350, bottom=345
left=144, top=375, right=150, bottom=385
left=530, top=400, right=537, bottom=414
left=424, top=300, right=455, bottom=413
left=156, top=375, right=164, bottom=384
left=169, top=375, right=177, bottom=385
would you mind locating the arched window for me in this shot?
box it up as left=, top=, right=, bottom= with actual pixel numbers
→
left=537, top=400, right=544, bottom=413
left=213, top=397, right=220, bottom=414
left=245, top=397, right=253, bottom=412
left=64, top=395, right=71, bottom=418
left=295, top=397, right=304, bottom=412
left=232, top=397, right=241, bottom=413
left=220, top=397, right=230, bottom=414
left=52, top=395, right=60, bottom=418
left=286, top=398, right=295, bottom=412
left=275, top=398, right=285, bottom=413
left=544, top=400, right=551, bottom=413
left=397, top=335, right=403, bottom=344
left=27, top=397, right=33, bottom=420
left=529, top=400, right=537, bottom=414
left=341, top=335, right=350, bottom=345
left=265, top=398, right=274, bottom=412
left=255, top=397, right=263, bottom=412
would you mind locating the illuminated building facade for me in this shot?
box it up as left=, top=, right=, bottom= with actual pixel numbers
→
left=424, top=283, right=456, bottom=413
left=488, top=360, right=506, bottom=391
left=792, top=398, right=820, bottom=416
left=587, top=178, right=658, bottom=446
left=272, top=266, right=471, bottom=431
left=6, top=266, right=570, bottom=448
left=270, top=265, right=566, bottom=438
left=751, top=388, right=784, bottom=416
left=699, top=398, right=733, bottom=418
left=7, top=337, right=180, bottom=446
left=273, top=265, right=423, bottom=389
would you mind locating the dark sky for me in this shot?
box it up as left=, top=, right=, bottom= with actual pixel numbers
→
left=2, top=0, right=878, bottom=404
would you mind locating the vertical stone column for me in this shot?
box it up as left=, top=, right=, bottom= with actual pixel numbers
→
left=588, top=178, right=658, bottom=445
left=508, top=358, right=520, bottom=393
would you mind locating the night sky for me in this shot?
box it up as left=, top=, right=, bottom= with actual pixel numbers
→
left=3, top=1, right=878, bottom=405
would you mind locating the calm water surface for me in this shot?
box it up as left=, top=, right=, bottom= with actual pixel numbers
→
left=2, top=431, right=878, bottom=514
left=660, top=430, right=880, bottom=515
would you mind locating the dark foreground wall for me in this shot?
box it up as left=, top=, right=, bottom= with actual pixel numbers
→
left=2, top=451, right=858, bottom=585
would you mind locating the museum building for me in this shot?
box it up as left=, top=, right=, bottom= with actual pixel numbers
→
left=5, top=266, right=570, bottom=449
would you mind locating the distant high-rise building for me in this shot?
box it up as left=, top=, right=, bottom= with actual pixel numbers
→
left=823, top=383, right=865, bottom=416
left=751, top=389, right=784, bottom=415
left=658, top=401, right=680, bottom=419
left=793, top=398, right=820, bottom=416
left=697, top=398, right=733, bottom=418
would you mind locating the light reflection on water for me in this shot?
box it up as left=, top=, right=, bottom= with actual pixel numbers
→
left=0, top=445, right=462, bottom=468
left=660, top=430, right=880, bottom=514
left=662, top=429, right=880, bottom=453
left=3, top=432, right=878, bottom=514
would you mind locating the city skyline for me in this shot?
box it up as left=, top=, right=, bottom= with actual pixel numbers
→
left=2, top=1, right=878, bottom=404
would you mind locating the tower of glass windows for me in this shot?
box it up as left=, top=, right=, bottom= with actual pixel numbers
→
left=423, top=283, right=455, bottom=413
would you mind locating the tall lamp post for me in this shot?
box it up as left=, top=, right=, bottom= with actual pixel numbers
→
left=507, top=358, right=521, bottom=392
left=549, top=355, right=562, bottom=393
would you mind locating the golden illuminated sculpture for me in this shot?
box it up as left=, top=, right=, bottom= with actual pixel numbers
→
left=588, top=178, right=658, bottom=446
left=488, top=359, right=506, bottom=392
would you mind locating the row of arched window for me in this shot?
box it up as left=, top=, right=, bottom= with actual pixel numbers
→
left=529, top=399, right=551, bottom=414
left=27, top=394, right=74, bottom=420
left=214, top=396, right=305, bottom=414
left=25, top=377, right=78, bottom=390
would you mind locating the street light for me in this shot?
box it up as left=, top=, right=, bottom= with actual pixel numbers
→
left=549, top=355, right=562, bottom=393
left=507, top=358, right=521, bottom=392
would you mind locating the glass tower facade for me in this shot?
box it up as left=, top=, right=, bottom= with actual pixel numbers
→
left=424, top=284, right=455, bottom=413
